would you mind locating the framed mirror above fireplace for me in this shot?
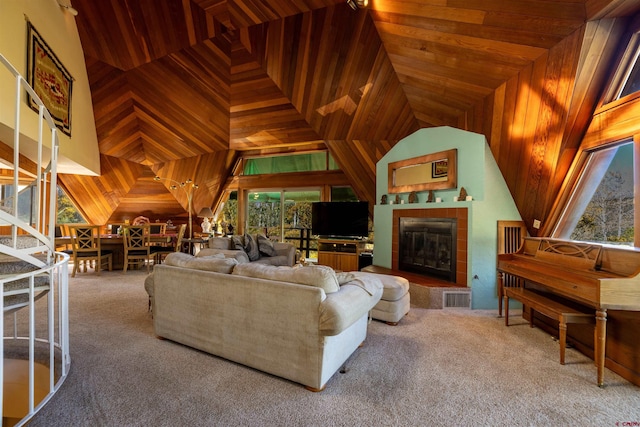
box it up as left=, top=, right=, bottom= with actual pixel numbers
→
left=388, top=149, right=457, bottom=193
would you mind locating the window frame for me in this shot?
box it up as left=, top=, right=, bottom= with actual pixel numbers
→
left=552, top=140, right=635, bottom=244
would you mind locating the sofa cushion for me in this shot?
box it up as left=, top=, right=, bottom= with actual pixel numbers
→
left=232, top=263, right=340, bottom=294
left=257, top=234, right=278, bottom=257
left=197, top=248, right=250, bottom=264
left=164, top=252, right=238, bottom=273
left=209, top=237, right=232, bottom=250
left=252, top=255, right=290, bottom=266
left=351, top=272, right=410, bottom=301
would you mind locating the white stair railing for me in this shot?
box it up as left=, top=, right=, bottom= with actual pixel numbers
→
left=0, top=53, right=70, bottom=426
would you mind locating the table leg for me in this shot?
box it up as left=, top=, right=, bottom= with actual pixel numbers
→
left=595, top=309, right=607, bottom=387
left=497, top=272, right=504, bottom=317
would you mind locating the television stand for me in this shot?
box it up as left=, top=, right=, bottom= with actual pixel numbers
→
left=317, top=238, right=368, bottom=271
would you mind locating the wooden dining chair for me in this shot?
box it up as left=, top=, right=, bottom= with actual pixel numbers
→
left=149, top=223, right=167, bottom=235
left=154, top=223, right=187, bottom=264
left=69, top=225, right=113, bottom=277
left=123, top=225, right=157, bottom=273
left=54, top=224, right=72, bottom=251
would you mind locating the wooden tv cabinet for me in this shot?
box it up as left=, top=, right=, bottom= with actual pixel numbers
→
left=317, top=238, right=367, bottom=272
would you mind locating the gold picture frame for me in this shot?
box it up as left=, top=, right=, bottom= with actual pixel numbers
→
left=26, top=21, right=73, bottom=136
left=388, top=149, right=457, bottom=193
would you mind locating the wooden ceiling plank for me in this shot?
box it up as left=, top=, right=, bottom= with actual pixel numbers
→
left=376, top=21, right=548, bottom=62
left=374, top=0, right=486, bottom=24
left=373, top=10, right=576, bottom=48
left=447, top=0, right=586, bottom=21
left=383, top=38, right=528, bottom=78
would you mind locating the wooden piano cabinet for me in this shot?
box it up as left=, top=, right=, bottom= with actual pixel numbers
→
left=498, top=237, right=640, bottom=387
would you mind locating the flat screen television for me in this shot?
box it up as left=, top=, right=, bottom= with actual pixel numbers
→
left=311, top=201, right=369, bottom=239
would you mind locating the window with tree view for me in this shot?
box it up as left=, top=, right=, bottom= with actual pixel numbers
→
left=565, top=142, right=635, bottom=246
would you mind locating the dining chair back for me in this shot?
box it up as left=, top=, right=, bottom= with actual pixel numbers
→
left=153, top=223, right=187, bottom=264
left=69, top=225, right=113, bottom=277
left=123, top=225, right=155, bottom=273
left=149, top=223, right=167, bottom=235
left=55, top=224, right=72, bottom=251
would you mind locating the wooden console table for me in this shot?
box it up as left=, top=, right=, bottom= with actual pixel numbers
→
left=317, top=238, right=367, bottom=272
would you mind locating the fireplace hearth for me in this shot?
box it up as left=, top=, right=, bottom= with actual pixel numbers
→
left=399, top=217, right=457, bottom=282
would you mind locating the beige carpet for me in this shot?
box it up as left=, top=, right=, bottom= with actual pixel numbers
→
left=8, top=269, right=640, bottom=426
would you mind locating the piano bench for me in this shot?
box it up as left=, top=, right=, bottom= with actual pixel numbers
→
left=504, top=288, right=594, bottom=365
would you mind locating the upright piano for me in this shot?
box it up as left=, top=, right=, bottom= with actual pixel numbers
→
left=497, top=237, right=640, bottom=386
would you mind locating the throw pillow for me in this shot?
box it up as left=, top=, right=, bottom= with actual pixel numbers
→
left=257, top=234, right=278, bottom=257
left=231, top=235, right=245, bottom=251
left=244, top=233, right=260, bottom=261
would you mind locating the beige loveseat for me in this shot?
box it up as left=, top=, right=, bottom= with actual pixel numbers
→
left=146, top=252, right=383, bottom=391
left=205, top=235, right=296, bottom=266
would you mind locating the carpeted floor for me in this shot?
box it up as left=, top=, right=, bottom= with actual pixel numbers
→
left=9, top=269, right=640, bottom=426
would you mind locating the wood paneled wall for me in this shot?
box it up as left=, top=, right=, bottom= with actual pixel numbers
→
left=471, top=16, right=632, bottom=236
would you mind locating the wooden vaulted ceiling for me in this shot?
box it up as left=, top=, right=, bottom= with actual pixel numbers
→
left=60, top=0, right=640, bottom=232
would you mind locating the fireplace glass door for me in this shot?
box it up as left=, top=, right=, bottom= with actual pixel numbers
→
left=399, top=218, right=456, bottom=282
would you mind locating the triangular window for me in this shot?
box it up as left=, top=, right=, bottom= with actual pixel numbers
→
left=618, top=52, right=640, bottom=98
left=612, top=33, right=640, bottom=101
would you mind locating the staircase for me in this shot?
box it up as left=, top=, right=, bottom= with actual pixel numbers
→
left=1, top=54, right=70, bottom=426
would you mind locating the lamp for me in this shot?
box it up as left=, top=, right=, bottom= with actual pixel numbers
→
left=346, top=0, right=368, bottom=10
left=154, top=176, right=199, bottom=239
left=57, top=0, right=79, bottom=15
left=198, top=207, right=214, bottom=234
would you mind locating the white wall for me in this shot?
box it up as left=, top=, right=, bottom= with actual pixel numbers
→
left=0, top=0, right=100, bottom=175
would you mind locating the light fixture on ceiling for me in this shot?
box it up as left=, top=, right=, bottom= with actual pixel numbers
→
left=57, top=0, right=78, bottom=16
left=346, top=0, right=369, bottom=10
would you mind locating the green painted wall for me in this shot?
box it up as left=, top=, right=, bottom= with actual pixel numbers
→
left=374, top=127, right=522, bottom=309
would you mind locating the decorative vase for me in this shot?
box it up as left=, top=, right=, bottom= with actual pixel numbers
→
left=201, top=218, right=211, bottom=234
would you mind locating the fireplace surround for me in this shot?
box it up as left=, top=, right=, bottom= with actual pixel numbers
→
left=392, top=208, right=468, bottom=286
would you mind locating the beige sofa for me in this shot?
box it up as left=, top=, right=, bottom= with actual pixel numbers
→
left=205, top=236, right=296, bottom=266
left=146, top=252, right=383, bottom=391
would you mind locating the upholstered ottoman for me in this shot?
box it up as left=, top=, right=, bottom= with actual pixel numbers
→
left=354, top=272, right=410, bottom=325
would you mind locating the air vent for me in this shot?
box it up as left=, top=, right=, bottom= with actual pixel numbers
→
left=443, top=291, right=471, bottom=309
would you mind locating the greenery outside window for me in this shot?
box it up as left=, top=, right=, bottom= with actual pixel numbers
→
left=331, top=186, right=358, bottom=201
left=554, top=142, right=634, bottom=246
left=246, top=189, right=320, bottom=253
left=243, top=152, right=336, bottom=175
left=57, top=186, right=85, bottom=223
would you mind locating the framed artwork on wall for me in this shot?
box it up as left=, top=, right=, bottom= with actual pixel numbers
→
left=26, top=21, right=73, bottom=136
left=432, top=160, right=448, bottom=178
left=388, top=149, right=457, bottom=193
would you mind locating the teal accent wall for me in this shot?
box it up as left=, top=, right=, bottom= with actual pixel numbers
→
left=374, top=127, right=522, bottom=309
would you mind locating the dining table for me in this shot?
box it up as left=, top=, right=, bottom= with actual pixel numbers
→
left=56, top=232, right=178, bottom=270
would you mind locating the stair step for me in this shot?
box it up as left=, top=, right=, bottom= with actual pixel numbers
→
left=1, top=254, right=51, bottom=312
